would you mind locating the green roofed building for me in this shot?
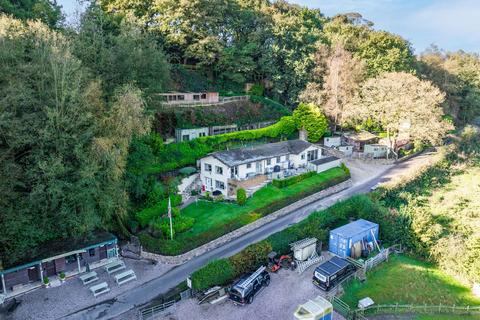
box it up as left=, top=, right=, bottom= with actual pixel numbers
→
left=0, top=231, right=117, bottom=297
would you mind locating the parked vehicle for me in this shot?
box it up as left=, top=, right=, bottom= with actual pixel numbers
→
left=229, top=266, right=270, bottom=305
left=313, top=256, right=356, bottom=291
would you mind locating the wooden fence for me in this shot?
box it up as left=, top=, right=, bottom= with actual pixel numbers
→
left=357, top=303, right=480, bottom=317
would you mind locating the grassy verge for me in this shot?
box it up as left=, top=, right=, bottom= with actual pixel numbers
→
left=139, top=167, right=349, bottom=255
left=341, top=255, right=480, bottom=309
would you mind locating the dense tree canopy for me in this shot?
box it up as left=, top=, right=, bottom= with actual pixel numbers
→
left=0, top=0, right=63, bottom=27
left=418, top=47, right=480, bottom=124
left=292, top=103, right=328, bottom=142
left=0, top=15, right=148, bottom=266
left=344, top=72, right=453, bottom=152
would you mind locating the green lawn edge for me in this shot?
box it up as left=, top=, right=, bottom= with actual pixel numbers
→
left=139, top=166, right=349, bottom=255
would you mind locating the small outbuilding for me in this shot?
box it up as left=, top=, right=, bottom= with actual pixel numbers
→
left=294, top=295, right=333, bottom=320
left=329, top=219, right=379, bottom=258
left=364, top=144, right=388, bottom=158
left=323, top=135, right=341, bottom=148
left=308, top=156, right=342, bottom=174
left=343, top=131, right=378, bottom=152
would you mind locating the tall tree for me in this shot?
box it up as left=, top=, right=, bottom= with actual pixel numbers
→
left=0, top=0, right=63, bottom=28
left=73, top=4, right=172, bottom=100
left=292, top=103, right=328, bottom=142
left=0, top=15, right=148, bottom=266
left=344, top=72, right=453, bottom=155
left=300, top=43, right=365, bottom=131
left=418, top=47, right=480, bottom=124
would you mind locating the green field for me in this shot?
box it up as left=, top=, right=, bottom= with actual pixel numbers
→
left=140, top=166, right=348, bottom=255
left=342, top=255, right=480, bottom=308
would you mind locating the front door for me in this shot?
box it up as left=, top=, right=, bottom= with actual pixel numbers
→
left=256, top=162, right=263, bottom=174
left=27, top=266, right=39, bottom=282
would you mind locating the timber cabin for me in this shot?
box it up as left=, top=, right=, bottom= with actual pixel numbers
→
left=0, top=231, right=118, bottom=297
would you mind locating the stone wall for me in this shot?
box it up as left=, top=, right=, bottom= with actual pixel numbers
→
left=141, top=179, right=353, bottom=265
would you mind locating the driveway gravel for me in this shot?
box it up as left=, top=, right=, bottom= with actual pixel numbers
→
left=7, top=258, right=174, bottom=320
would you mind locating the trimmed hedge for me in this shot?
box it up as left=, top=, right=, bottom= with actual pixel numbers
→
left=191, top=259, right=235, bottom=291
left=256, top=173, right=349, bottom=216
left=272, top=171, right=315, bottom=188
left=145, top=116, right=297, bottom=174
left=136, top=194, right=182, bottom=227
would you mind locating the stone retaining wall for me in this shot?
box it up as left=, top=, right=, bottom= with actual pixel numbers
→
left=141, top=179, right=353, bottom=265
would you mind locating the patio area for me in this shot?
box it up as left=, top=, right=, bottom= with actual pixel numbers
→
left=4, top=258, right=174, bottom=320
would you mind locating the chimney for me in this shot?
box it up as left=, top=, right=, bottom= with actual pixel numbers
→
left=299, top=129, right=308, bottom=141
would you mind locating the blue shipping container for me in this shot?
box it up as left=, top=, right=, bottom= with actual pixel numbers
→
left=328, top=219, right=379, bottom=258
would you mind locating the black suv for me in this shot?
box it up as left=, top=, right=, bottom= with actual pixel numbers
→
left=229, top=266, right=270, bottom=305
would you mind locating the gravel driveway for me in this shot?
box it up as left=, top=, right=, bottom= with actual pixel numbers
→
left=168, top=255, right=345, bottom=320
left=7, top=258, right=174, bottom=320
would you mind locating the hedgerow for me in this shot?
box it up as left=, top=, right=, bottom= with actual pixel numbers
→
left=272, top=171, right=315, bottom=188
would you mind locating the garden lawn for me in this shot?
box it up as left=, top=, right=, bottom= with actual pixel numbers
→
left=180, top=166, right=346, bottom=238
left=342, top=255, right=480, bottom=308
left=140, top=166, right=349, bottom=255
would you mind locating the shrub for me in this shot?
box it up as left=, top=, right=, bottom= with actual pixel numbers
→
left=43, top=277, right=49, bottom=285
left=248, top=84, right=264, bottom=96
left=136, top=194, right=182, bottom=227
left=236, top=188, right=247, bottom=205
left=340, top=163, right=350, bottom=176
left=174, top=215, right=195, bottom=233
left=228, top=241, right=272, bottom=276
left=191, top=259, right=235, bottom=291
left=59, top=272, right=65, bottom=280
left=272, top=171, right=316, bottom=188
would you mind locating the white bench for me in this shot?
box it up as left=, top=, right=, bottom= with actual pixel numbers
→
left=104, top=260, right=126, bottom=275
left=114, top=269, right=137, bottom=286
left=89, top=282, right=110, bottom=297
left=79, top=271, right=98, bottom=285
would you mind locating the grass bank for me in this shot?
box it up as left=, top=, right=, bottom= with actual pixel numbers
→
left=342, top=255, right=480, bottom=308
left=140, top=166, right=349, bottom=255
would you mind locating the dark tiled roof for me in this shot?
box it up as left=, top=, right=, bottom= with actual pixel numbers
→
left=2, top=230, right=117, bottom=271
left=310, top=156, right=340, bottom=166
left=212, top=140, right=313, bottom=167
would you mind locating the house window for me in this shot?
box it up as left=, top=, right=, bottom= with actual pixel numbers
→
left=182, top=134, right=190, bottom=141
left=266, top=158, right=271, bottom=165
left=66, top=254, right=77, bottom=264
left=247, top=163, right=252, bottom=169
left=199, top=132, right=206, bottom=137
left=215, top=180, right=225, bottom=189
left=215, top=166, right=223, bottom=175
left=301, top=153, right=305, bottom=160
left=201, top=93, right=207, bottom=99
left=307, top=149, right=319, bottom=161
left=204, top=163, right=212, bottom=172
left=177, top=95, right=185, bottom=101
left=231, top=166, right=238, bottom=178
left=286, top=155, right=290, bottom=161
left=89, top=248, right=95, bottom=257
left=276, top=156, right=281, bottom=163
left=193, top=95, right=200, bottom=100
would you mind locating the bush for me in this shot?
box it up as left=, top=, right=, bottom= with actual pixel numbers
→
left=236, top=188, right=247, bottom=205
left=272, top=171, right=315, bottom=188
left=228, top=241, right=272, bottom=276
left=248, top=84, right=264, bottom=96
left=340, top=163, right=350, bottom=176
left=136, top=194, right=182, bottom=227
left=174, top=215, right=195, bottom=233
left=191, top=259, right=235, bottom=291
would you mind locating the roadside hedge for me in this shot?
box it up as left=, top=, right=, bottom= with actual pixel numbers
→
left=191, top=259, right=235, bottom=291
left=190, top=194, right=407, bottom=291
left=272, top=171, right=315, bottom=188
left=136, top=194, right=182, bottom=227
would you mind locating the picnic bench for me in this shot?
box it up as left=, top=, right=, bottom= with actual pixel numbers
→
left=89, top=282, right=110, bottom=297
left=114, top=269, right=137, bottom=286
left=79, top=271, right=98, bottom=285
left=104, top=260, right=126, bottom=275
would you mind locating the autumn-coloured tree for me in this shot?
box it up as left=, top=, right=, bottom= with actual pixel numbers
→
left=301, top=43, right=365, bottom=132
left=344, top=72, right=453, bottom=155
